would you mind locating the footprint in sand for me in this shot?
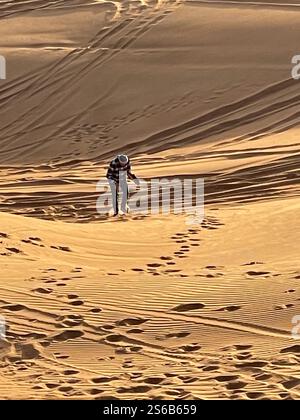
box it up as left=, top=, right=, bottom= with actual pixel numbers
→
left=119, top=346, right=142, bottom=354
left=25, top=332, right=47, bottom=340
left=90, top=307, right=102, bottom=313
left=235, top=361, right=267, bottom=369
left=40, top=340, right=51, bottom=347
left=165, top=390, right=184, bottom=397
left=2, top=304, right=26, bottom=311
left=104, top=334, right=126, bottom=344
left=243, top=262, right=264, bottom=266
left=274, top=304, right=294, bottom=310
left=179, top=343, right=201, bottom=352
left=281, top=379, right=300, bottom=389
left=254, top=373, right=272, bottom=381
left=280, top=345, right=300, bottom=354
left=102, top=324, right=115, bottom=330
left=62, top=318, right=83, bottom=327
left=69, top=300, right=84, bottom=306
left=215, top=305, right=241, bottom=312
left=116, top=318, right=148, bottom=326
left=173, top=233, right=186, bottom=237
left=22, top=237, right=44, bottom=247
left=226, top=381, right=247, bottom=390
left=127, top=328, right=143, bottom=334
left=214, top=375, right=239, bottom=382
left=246, top=392, right=265, bottom=399
left=171, top=302, right=205, bottom=312
left=233, top=345, right=253, bottom=351
left=202, top=365, right=219, bottom=372
left=6, top=247, right=24, bottom=254
left=45, top=383, right=60, bottom=389
left=67, top=315, right=84, bottom=321
left=246, top=271, right=270, bottom=277
left=58, top=385, right=74, bottom=394
left=22, top=240, right=36, bottom=245
left=71, top=267, right=82, bottom=273
left=147, top=263, right=163, bottom=268
left=117, top=385, right=152, bottom=394
left=67, top=379, right=81, bottom=385
left=50, top=245, right=72, bottom=252
left=28, top=237, right=40, bottom=242
left=144, top=377, right=165, bottom=385
left=236, top=352, right=252, bottom=360
left=164, top=269, right=182, bottom=273
left=91, top=376, right=118, bottom=384
left=32, top=288, right=53, bottom=294
left=53, top=330, right=84, bottom=342
left=178, top=376, right=198, bottom=384
left=94, top=395, right=119, bottom=400
left=31, top=385, right=44, bottom=390
left=89, top=389, right=104, bottom=396
left=63, top=369, right=79, bottom=376
left=67, top=294, right=79, bottom=299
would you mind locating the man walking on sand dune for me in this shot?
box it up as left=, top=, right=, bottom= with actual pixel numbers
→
left=106, top=154, right=140, bottom=216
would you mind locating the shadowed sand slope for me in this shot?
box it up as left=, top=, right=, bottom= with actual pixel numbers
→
left=0, top=0, right=300, bottom=400
left=0, top=0, right=300, bottom=165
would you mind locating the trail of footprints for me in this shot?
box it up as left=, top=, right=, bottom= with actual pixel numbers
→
left=131, top=216, right=223, bottom=277
left=2, top=284, right=300, bottom=399
left=0, top=232, right=73, bottom=256
left=3, top=308, right=300, bottom=400
left=65, top=91, right=201, bottom=154
left=1, top=215, right=300, bottom=398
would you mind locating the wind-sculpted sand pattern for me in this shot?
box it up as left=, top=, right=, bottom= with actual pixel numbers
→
left=0, top=0, right=183, bottom=164
left=0, top=146, right=298, bottom=222
left=0, top=205, right=300, bottom=399
left=0, top=0, right=300, bottom=400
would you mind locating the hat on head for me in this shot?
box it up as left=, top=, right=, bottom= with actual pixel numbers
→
left=117, top=154, right=129, bottom=165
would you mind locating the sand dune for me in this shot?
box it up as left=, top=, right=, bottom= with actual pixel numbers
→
left=0, top=0, right=299, bottom=400
left=1, top=200, right=300, bottom=399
